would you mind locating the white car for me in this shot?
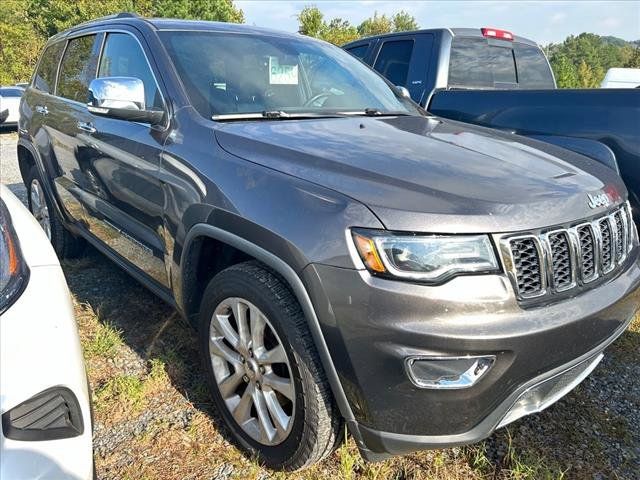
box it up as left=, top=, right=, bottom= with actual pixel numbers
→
left=0, top=87, right=24, bottom=127
left=600, top=68, right=640, bottom=88
left=0, top=184, right=93, bottom=479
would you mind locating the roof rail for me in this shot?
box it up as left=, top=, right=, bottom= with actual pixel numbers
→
left=71, top=12, right=140, bottom=29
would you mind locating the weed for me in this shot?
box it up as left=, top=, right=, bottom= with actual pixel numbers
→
left=83, top=319, right=123, bottom=359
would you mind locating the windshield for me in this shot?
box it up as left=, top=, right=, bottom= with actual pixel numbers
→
left=159, top=30, right=420, bottom=119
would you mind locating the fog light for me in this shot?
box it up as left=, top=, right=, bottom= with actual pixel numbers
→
left=405, top=355, right=495, bottom=389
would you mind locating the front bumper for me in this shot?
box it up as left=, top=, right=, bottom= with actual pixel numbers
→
left=0, top=264, right=93, bottom=479
left=302, top=248, right=640, bottom=457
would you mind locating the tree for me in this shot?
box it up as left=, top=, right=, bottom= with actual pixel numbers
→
left=0, top=0, right=244, bottom=84
left=624, top=48, right=640, bottom=68
left=576, top=60, right=596, bottom=88
left=151, top=0, right=243, bottom=23
left=297, top=5, right=359, bottom=45
left=551, top=54, right=578, bottom=88
left=357, top=11, right=393, bottom=37
left=297, top=5, right=325, bottom=37
left=392, top=10, right=419, bottom=32
left=546, top=32, right=638, bottom=88
left=322, top=18, right=359, bottom=46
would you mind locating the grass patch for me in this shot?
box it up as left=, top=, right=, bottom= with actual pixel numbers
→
left=83, top=320, right=124, bottom=359
left=95, top=374, right=145, bottom=413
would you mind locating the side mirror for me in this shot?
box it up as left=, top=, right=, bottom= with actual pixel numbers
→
left=395, top=85, right=411, bottom=99
left=88, top=77, right=164, bottom=125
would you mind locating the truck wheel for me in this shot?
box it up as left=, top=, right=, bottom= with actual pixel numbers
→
left=198, top=261, right=342, bottom=470
left=26, top=165, right=85, bottom=258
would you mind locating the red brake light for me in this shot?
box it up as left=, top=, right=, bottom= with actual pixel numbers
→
left=481, top=28, right=514, bottom=41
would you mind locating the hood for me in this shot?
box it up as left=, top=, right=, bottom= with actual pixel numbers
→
left=215, top=115, right=626, bottom=233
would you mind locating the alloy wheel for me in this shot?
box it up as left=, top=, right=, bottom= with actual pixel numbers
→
left=29, top=178, right=51, bottom=240
left=209, top=297, right=295, bottom=445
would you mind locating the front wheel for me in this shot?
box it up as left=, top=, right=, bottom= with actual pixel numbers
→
left=198, top=261, right=343, bottom=470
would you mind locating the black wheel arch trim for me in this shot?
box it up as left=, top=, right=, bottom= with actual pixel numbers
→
left=17, top=138, right=68, bottom=224
left=181, top=223, right=358, bottom=426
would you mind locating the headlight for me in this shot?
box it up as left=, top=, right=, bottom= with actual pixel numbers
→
left=351, top=228, right=499, bottom=283
left=0, top=199, right=29, bottom=314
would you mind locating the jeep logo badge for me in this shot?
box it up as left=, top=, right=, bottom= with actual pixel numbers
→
left=587, top=192, right=610, bottom=209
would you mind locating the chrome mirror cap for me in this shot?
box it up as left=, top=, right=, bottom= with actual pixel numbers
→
left=395, top=85, right=411, bottom=99
left=88, top=77, right=145, bottom=111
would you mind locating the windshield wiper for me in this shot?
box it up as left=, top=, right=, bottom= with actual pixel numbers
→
left=363, top=108, right=414, bottom=117
left=212, top=110, right=350, bottom=121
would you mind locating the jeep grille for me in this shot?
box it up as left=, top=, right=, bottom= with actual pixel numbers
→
left=503, top=205, right=635, bottom=300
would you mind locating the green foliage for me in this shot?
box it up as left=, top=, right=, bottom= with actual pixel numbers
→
left=392, top=10, right=419, bottom=32
left=357, top=11, right=394, bottom=37
left=0, top=0, right=243, bottom=85
left=297, top=5, right=418, bottom=46
left=547, top=32, right=638, bottom=88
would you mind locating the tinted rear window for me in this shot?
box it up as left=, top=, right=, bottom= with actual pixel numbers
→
left=448, top=37, right=554, bottom=89
left=57, top=35, right=100, bottom=102
left=514, top=44, right=555, bottom=88
left=346, top=44, right=369, bottom=60
left=34, top=42, right=65, bottom=94
left=373, top=40, right=414, bottom=87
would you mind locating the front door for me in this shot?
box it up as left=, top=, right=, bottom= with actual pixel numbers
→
left=79, top=31, right=170, bottom=287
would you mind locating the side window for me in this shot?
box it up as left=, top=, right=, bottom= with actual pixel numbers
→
left=33, top=42, right=65, bottom=94
left=373, top=40, right=414, bottom=87
left=57, top=35, right=100, bottom=102
left=346, top=44, right=369, bottom=61
left=99, top=33, right=162, bottom=110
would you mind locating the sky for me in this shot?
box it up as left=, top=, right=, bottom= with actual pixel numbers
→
left=235, top=1, right=640, bottom=44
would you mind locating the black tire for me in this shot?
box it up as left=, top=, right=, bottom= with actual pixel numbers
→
left=198, top=261, right=343, bottom=470
left=26, top=165, right=85, bottom=258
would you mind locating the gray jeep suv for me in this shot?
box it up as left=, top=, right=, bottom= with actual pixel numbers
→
left=17, top=13, right=640, bottom=470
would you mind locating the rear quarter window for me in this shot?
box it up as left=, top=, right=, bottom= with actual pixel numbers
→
left=346, top=44, right=369, bottom=61
left=33, top=42, right=65, bottom=94
left=57, top=35, right=100, bottom=103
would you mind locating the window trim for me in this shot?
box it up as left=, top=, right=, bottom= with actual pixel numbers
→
left=34, top=28, right=167, bottom=120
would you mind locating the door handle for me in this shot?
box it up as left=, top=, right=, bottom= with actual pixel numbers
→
left=35, top=105, right=48, bottom=115
left=77, top=121, right=96, bottom=133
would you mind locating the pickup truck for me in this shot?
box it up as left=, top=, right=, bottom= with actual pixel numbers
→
left=344, top=28, right=640, bottom=211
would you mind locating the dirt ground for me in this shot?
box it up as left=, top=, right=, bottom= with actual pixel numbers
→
left=1, top=131, right=638, bottom=479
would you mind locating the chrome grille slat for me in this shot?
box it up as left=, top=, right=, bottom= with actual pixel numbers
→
left=503, top=206, right=634, bottom=300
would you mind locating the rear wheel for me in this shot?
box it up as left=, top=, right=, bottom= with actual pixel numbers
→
left=198, top=261, right=342, bottom=470
left=26, top=165, right=85, bottom=258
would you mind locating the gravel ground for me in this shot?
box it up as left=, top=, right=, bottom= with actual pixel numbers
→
left=0, top=130, right=638, bottom=479
left=0, top=130, right=25, bottom=202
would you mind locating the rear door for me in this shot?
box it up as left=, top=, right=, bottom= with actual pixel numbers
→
left=369, top=34, right=434, bottom=103
left=46, top=33, right=103, bottom=225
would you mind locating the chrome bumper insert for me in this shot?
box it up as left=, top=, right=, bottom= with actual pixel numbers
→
left=497, top=352, right=603, bottom=429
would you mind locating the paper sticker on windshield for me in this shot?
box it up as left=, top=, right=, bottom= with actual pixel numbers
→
left=269, top=57, right=298, bottom=85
